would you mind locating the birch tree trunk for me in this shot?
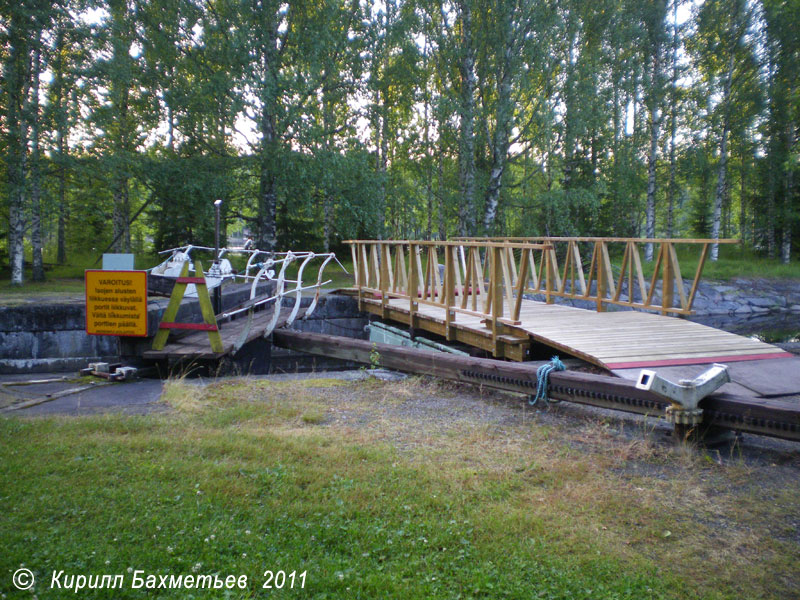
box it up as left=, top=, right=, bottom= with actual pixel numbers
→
left=111, top=81, right=131, bottom=255
left=112, top=175, right=131, bottom=252
left=481, top=91, right=512, bottom=233
left=666, top=0, right=679, bottom=239
left=644, top=0, right=667, bottom=261
left=739, top=155, right=746, bottom=245
left=767, top=166, right=776, bottom=258
left=54, top=26, right=68, bottom=265
left=457, top=0, right=476, bottom=236
left=438, top=147, right=446, bottom=240
left=29, top=43, right=45, bottom=281
left=256, top=5, right=280, bottom=252
left=562, top=30, right=578, bottom=192
left=482, top=4, right=515, bottom=235
left=781, top=123, right=795, bottom=264
left=4, top=13, right=26, bottom=285
left=424, top=91, right=433, bottom=239
left=711, top=53, right=735, bottom=262
left=644, top=94, right=660, bottom=260
left=711, top=125, right=730, bottom=260
left=108, top=0, right=133, bottom=253
left=258, top=61, right=279, bottom=251
left=322, top=95, right=333, bottom=252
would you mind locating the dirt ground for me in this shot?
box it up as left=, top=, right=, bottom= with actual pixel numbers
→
left=3, top=368, right=799, bottom=466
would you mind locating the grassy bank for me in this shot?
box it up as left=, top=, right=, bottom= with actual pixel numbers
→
left=2, top=245, right=797, bottom=300
left=1, top=377, right=798, bottom=599
left=0, top=251, right=355, bottom=300
left=0, top=252, right=159, bottom=298
left=645, top=244, right=800, bottom=281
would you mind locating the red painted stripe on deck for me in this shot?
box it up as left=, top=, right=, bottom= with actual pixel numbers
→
left=158, top=322, right=218, bottom=331
left=606, top=352, right=794, bottom=370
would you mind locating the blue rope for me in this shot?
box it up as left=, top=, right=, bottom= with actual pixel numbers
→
left=530, top=356, right=566, bottom=406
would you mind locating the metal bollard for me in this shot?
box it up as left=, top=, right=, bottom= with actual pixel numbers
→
left=636, top=363, right=730, bottom=427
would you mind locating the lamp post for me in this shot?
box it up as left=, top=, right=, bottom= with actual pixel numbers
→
left=214, top=199, right=222, bottom=263
left=213, top=199, right=223, bottom=314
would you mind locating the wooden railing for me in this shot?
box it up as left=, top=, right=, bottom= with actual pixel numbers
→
left=347, top=237, right=738, bottom=329
left=451, top=237, right=739, bottom=316
left=347, top=240, right=552, bottom=352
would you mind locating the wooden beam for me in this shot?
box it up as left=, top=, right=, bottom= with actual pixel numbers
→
left=350, top=244, right=359, bottom=287
left=631, top=242, right=647, bottom=305
left=409, top=243, right=419, bottom=329
left=512, top=249, right=529, bottom=322
left=662, top=242, right=674, bottom=316
left=491, top=246, right=504, bottom=356
left=595, top=241, right=605, bottom=312
left=687, top=243, right=710, bottom=312
left=613, top=242, right=630, bottom=303
left=667, top=242, right=687, bottom=310
left=272, top=330, right=800, bottom=442
left=444, top=245, right=455, bottom=340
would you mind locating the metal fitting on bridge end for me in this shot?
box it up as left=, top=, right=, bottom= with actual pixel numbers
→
left=664, top=406, right=704, bottom=426
left=635, top=363, right=731, bottom=426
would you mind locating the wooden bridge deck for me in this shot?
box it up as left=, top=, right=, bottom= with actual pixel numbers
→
left=143, top=308, right=292, bottom=361
left=359, top=294, right=792, bottom=371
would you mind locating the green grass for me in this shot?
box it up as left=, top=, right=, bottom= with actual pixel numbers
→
left=0, top=252, right=160, bottom=299
left=1, top=244, right=795, bottom=300
left=1, top=378, right=798, bottom=599
left=624, top=244, right=800, bottom=281
left=0, top=276, right=87, bottom=298
left=0, top=252, right=353, bottom=301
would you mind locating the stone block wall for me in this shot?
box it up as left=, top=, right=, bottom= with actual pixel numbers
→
left=0, top=281, right=273, bottom=374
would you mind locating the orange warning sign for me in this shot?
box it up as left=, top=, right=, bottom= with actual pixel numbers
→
left=85, top=270, right=148, bottom=337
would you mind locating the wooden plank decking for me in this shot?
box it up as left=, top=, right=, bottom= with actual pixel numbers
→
left=359, top=295, right=792, bottom=371
left=142, top=308, right=291, bottom=361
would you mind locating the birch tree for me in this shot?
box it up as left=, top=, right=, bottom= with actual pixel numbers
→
left=478, top=0, right=525, bottom=233
left=665, top=0, right=683, bottom=238
left=762, top=0, right=799, bottom=265
left=28, top=40, right=44, bottom=280
left=455, top=0, right=477, bottom=236
left=693, top=0, right=753, bottom=261
left=643, top=0, right=668, bottom=261
left=2, top=5, right=29, bottom=285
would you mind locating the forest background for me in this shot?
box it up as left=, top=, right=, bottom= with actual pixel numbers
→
left=1, top=0, right=798, bottom=286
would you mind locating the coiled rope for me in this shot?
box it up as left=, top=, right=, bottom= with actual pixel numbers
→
left=529, top=356, right=566, bottom=406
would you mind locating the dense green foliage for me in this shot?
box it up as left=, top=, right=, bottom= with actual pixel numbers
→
left=1, top=0, right=798, bottom=284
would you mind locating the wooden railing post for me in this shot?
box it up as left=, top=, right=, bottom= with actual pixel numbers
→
left=380, top=243, right=390, bottom=318
left=409, top=243, right=419, bottom=330
left=512, top=247, right=529, bottom=322
left=687, top=243, right=710, bottom=312
left=545, top=248, right=553, bottom=304
left=360, top=243, right=370, bottom=289
left=491, top=245, right=503, bottom=356
left=662, top=242, right=673, bottom=316
left=356, top=243, right=365, bottom=311
left=595, top=241, right=604, bottom=312
left=444, top=244, right=455, bottom=340
left=350, top=243, right=359, bottom=288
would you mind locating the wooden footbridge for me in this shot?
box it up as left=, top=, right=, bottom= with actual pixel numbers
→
left=335, top=237, right=800, bottom=441
left=133, top=235, right=799, bottom=442
left=346, top=237, right=791, bottom=369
